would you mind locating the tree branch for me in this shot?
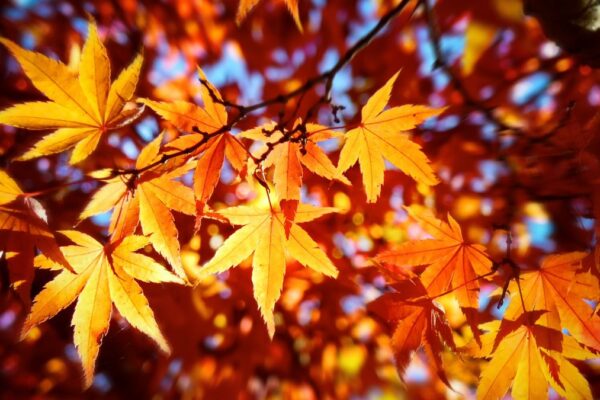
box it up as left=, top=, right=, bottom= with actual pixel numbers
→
left=205, top=0, right=414, bottom=113
left=114, top=0, right=415, bottom=178
left=422, top=0, right=517, bottom=134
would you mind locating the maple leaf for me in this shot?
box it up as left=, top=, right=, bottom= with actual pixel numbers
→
left=368, top=273, right=456, bottom=386
left=0, top=20, right=143, bottom=164
left=236, top=0, right=302, bottom=31
left=241, top=121, right=350, bottom=234
left=79, top=133, right=196, bottom=280
left=504, top=252, right=600, bottom=351
left=374, top=205, right=492, bottom=341
left=141, top=68, right=227, bottom=135
left=22, top=231, right=182, bottom=388
left=141, top=68, right=248, bottom=224
left=199, top=202, right=339, bottom=337
left=473, top=312, right=594, bottom=400
left=0, top=170, right=70, bottom=302
left=337, top=72, right=442, bottom=202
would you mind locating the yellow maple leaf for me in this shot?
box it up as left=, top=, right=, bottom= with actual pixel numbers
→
left=236, top=0, right=302, bottom=31
left=79, top=133, right=196, bottom=280
left=473, top=313, right=594, bottom=400
left=0, top=20, right=143, bottom=164
left=337, top=72, right=442, bottom=202
left=22, top=231, right=182, bottom=388
left=199, top=202, right=338, bottom=337
left=0, top=170, right=22, bottom=206
left=504, top=252, right=600, bottom=351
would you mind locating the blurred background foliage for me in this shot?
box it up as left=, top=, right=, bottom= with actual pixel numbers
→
left=0, top=0, right=599, bottom=398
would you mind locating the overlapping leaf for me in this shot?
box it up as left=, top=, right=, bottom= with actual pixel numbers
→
left=338, top=72, right=442, bottom=202
left=22, top=231, right=181, bottom=388
left=368, top=273, right=456, bottom=386
left=241, top=121, right=349, bottom=233
left=375, top=205, right=492, bottom=339
left=0, top=170, right=22, bottom=206
left=504, top=252, right=600, bottom=351
left=0, top=171, right=70, bottom=302
left=199, top=202, right=338, bottom=337
left=79, top=133, right=195, bottom=280
left=0, top=20, right=143, bottom=164
left=141, top=68, right=247, bottom=223
left=473, top=312, right=594, bottom=400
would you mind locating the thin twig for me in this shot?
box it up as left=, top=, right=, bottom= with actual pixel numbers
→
left=114, top=0, right=414, bottom=178
left=422, top=0, right=516, bottom=134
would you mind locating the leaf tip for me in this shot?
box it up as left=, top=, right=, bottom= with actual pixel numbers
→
left=19, top=323, right=32, bottom=342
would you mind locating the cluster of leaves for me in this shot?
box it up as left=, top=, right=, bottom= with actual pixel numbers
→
left=0, top=0, right=599, bottom=398
left=0, top=15, right=445, bottom=389
left=371, top=207, right=599, bottom=399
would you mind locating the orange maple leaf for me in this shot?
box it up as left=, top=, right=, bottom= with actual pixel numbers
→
left=141, top=68, right=248, bottom=224
left=241, top=120, right=349, bottom=234
left=375, top=205, right=492, bottom=340
left=368, top=273, right=456, bottom=386
left=0, top=170, right=70, bottom=302
left=236, top=0, right=302, bottom=31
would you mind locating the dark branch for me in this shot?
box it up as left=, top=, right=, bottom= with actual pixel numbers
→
left=422, top=0, right=517, bottom=134
left=115, top=0, right=415, bottom=178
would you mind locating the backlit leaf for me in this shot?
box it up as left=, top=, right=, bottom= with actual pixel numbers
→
left=0, top=20, right=143, bottom=163
left=337, top=73, right=442, bottom=202
left=22, top=231, right=179, bottom=387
